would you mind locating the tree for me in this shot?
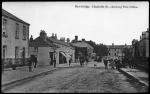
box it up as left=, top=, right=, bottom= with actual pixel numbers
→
left=86, top=40, right=108, bottom=57
left=95, top=43, right=109, bottom=57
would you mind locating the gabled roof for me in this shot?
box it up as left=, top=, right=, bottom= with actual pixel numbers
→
left=71, top=41, right=94, bottom=49
left=47, top=37, right=73, bottom=47
left=2, top=9, right=30, bottom=25
left=29, top=37, right=58, bottom=48
left=107, top=45, right=132, bottom=49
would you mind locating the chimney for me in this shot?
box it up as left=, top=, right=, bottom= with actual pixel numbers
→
left=40, top=30, right=47, bottom=41
left=67, top=38, right=70, bottom=43
left=82, top=38, right=85, bottom=41
left=112, top=43, right=114, bottom=46
left=147, top=28, right=149, bottom=32
left=60, top=37, right=65, bottom=42
left=75, top=36, right=78, bottom=41
left=54, top=34, right=57, bottom=39
left=29, top=35, right=33, bottom=42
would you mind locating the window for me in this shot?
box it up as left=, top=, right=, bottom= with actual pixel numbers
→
left=15, top=47, right=19, bottom=58
left=2, top=19, right=7, bottom=30
left=23, top=25, right=26, bottom=40
left=15, top=23, right=19, bottom=39
left=2, top=19, right=8, bottom=37
left=34, top=47, right=38, bottom=52
left=2, top=45, right=7, bottom=58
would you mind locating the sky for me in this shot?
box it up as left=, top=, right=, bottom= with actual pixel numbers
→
left=2, top=2, right=149, bottom=45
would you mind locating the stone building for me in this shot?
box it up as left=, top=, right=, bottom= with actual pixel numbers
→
left=138, top=28, right=149, bottom=58
left=71, top=36, right=94, bottom=62
left=29, top=30, right=58, bottom=66
left=131, top=28, right=149, bottom=71
left=107, top=43, right=132, bottom=60
left=2, top=9, right=30, bottom=67
left=29, top=31, right=75, bottom=66
left=132, top=28, right=149, bottom=58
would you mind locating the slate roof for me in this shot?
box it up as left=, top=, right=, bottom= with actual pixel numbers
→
left=47, top=37, right=73, bottom=47
left=107, top=45, right=132, bottom=49
left=2, top=9, right=30, bottom=25
left=29, top=37, right=58, bottom=48
left=71, top=41, right=94, bottom=49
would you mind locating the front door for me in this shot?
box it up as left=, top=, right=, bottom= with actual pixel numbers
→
left=22, top=47, right=25, bottom=65
left=49, top=52, right=53, bottom=65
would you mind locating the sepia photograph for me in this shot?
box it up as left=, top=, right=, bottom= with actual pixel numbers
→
left=2, top=1, right=149, bottom=93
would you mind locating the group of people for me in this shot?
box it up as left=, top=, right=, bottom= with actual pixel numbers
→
left=103, top=57, right=122, bottom=70
left=28, top=55, right=37, bottom=72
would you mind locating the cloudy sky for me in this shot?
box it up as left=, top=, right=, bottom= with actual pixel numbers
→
left=2, top=2, right=149, bottom=45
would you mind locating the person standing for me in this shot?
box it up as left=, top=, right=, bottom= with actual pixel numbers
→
left=115, top=59, right=120, bottom=70
left=53, top=57, right=56, bottom=68
left=34, top=55, right=37, bottom=68
left=28, top=57, right=33, bottom=72
left=79, top=56, right=82, bottom=67
left=79, top=55, right=84, bottom=67
left=69, top=57, right=72, bottom=67
left=103, top=58, right=108, bottom=69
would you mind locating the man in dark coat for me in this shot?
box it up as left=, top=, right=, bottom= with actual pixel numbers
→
left=28, top=57, right=33, bottom=72
left=69, top=57, right=72, bottom=67
left=34, top=55, right=37, bottom=68
left=103, top=58, right=108, bottom=69
left=79, top=56, right=85, bottom=67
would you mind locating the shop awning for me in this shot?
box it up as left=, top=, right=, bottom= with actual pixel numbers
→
left=60, top=52, right=67, bottom=58
left=60, top=52, right=71, bottom=58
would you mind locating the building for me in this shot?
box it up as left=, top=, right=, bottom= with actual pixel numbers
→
left=29, top=30, right=58, bottom=66
left=132, top=28, right=149, bottom=58
left=2, top=9, right=30, bottom=67
left=131, top=28, right=149, bottom=71
left=48, top=33, right=75, bottom=65
left=29, top=30, right=75, bottom=66
left=139, top=28, right=149, bottom=58
left=71, top=36, right=94, bottom=62
left=132, top=39, right=140, bottom=58
left=107, top=43, right=132, bottom=60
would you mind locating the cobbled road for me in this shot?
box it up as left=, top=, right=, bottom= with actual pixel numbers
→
left=3, top=64, right=148, bottom=93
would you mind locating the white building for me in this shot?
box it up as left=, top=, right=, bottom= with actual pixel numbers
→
left=2, top=9, right=30, bottom=67
left=29, top=30, right=75, bottom=67
left=107, top=43, right=132, bottom=60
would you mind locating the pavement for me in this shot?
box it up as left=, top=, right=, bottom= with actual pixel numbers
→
left=87, top=61, right=149, bottom=87
left=118, top=67, right=149, bottom=87
left=2, top=61, right=149, bottom=88
left=2, top=63, right=80, bottom=86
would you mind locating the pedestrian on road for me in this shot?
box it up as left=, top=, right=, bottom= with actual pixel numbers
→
left=103, top=58, right=108, bottom=69
left=28, top=57, right=33, bottom=72
left=34, top=55, right=37, bottom=68
left=109, top=59, right=115, bottom=70
left=79, top=55, right=85, bottom=67
left=69, top=57, right=72, bottom=67
left=53, top=57, right=56, bottom=68
left=115, top=59, right=120, bottom=70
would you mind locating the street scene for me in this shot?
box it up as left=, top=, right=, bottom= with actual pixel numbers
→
left=2, top=2, right=149, bottom=93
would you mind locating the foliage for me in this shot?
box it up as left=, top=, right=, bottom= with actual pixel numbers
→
left=87, top=40, right=108, bottom=57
